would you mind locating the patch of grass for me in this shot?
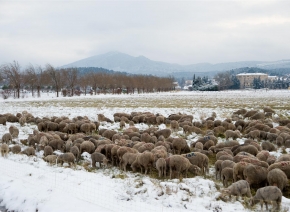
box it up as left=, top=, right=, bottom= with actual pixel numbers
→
left=115, top=173, right=128, bottom=179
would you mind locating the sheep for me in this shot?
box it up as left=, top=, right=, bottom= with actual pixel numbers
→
left=172, top=138, right=190, bottom=155
left=195, top=142, right=203, bottom=150
left=137, top=143, right=155, bottom=153
left=266, top=132, right=278, bottom=142
left=47, top=122, right=59, bottom=131
left=0, top=144, right=9, bottom=157
left=243, top=164, right=268, bottom=188
left=140, top=132, right=152, bottom=143
left=19, top=116, right=26, bottom=126
left=243, top=110, right=258, bottom=119
left=267, top=168, right=288, bottom=191
left=250, top=112, right=265, bottom=120
left=241, top=158, right=269, bottom=168
left=0, top=116, right=7, bottom=125
left=256, top=150, right=270, bottom=162
left=220, top=180, right=252, bottom=201
left=21, top=147, right=35, bottom=156
left=67, top=123, right=77, bottom=134
left=39, top=136, right=49, bottom=150
left=156, top=115, right=165, bottom=125
left=43, top=155, right=58, bottom=165
left=268, top=161, right=290, bottom=178
left=233, top=108, right=247, bottom=116
left=250, top=186, right=282, bottom=211
left=233, top=161, right=249, bottom=182
left=80, top=140, right=95, bottom=154
left=120, top=152, right=139, bottom=171
left=119, top=120, right=126, bottom=129
left=70, top=146, right=80, bottom=161
left=10, top=145, right=21, bottom=154
left=166, top=155, right=193, bottom=179
left=154, top=129, right=171, bottom=139
left=131, top=151, right=154, bottom=174
left=183, top=152, right=209, bottom=175
left=221, top=167, right=234, bottom=187
left=98, top=114, right=113, bottom=123
left=215, top=160, right=223, bottom=180
left=111, top=145, right=121, bottom=166
left=170, top=120, right=179, bottom=132
left=225, top=130, right=241, bottom=140
left=232, top=144, right=259, bottom=156
left=261, top=141, right=276, bottom=152
left=65, top=140, right=73, bottom=153
left=245, top=130, right=260, bottom=141
left=44, top=145, right=54, bottom=156
left=117, top=147, right=138, bottom=167
left=48, top=139, right=65, bottom=152
left=216, top=151, right=233, bottom=160
left=57, top=152, right=76, bottom=167
left=1, top=133, right=12, bottom=144
left=102, top=129, right=118, bottom=140
left=156, top=158, right=166, bottom=177
left=91, top=152, right=108, bottom=168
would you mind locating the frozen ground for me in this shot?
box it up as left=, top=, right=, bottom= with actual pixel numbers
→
left=0, top=90, right=290, bottom=212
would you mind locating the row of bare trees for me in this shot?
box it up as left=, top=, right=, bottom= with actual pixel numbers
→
left=0, top=61, right=174, bottom=98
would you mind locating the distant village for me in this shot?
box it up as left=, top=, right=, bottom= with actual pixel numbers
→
left=175, top=72, right=290, bottom=91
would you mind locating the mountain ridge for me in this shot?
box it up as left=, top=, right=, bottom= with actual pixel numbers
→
left=62, top=51, right=290, bottom=76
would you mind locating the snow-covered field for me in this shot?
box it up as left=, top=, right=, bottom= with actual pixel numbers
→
left=0, top=90, right=290, bottom=212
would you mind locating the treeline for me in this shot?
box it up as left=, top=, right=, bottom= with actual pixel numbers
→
left=214, top=69, right=290, bottom=90
left=0, top=61, right=174, bottom=98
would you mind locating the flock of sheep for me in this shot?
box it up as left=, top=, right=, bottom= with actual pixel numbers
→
left=1, top=106, right=290, bottom=211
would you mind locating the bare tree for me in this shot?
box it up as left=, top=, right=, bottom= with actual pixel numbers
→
left=62, top=68, right=78, bottom=96
left=24, top=64, right=45, bottom=97
left=214, top=71, right=233, bottom=90
left=45, top=64, right=63, bottom=97
left=0, top=61, right=23, bottom=98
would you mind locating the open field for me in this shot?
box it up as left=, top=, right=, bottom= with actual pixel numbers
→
left=0, top=90, right=290, bottom=212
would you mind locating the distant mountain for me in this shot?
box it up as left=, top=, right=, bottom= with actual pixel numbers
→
left=62, top=51, right=290, bottom=77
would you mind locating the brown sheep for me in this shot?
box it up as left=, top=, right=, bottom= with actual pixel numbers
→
left=111, top=145, right=121, bottom=166
left=98, top=114, right=113, bottom=123
left=140, top=132, right=152, bottom=143
left=46, top=122, right=59, bottom=131
left=10, top=145, right=21, bottom=154
left=21, top=147, right=35, bottom=156
left=267, top=168, right=288, bottom=191
left=215, top=160, right=223, bottom=180
left=256, top=150, right=270, bottom=162
left=277, top=154, right=290, bottom=162
left=80, top=141, right=95, bottom=154
left=0, top=116, right=7, bottom=125
left=57, top=152, right=76, bottom=167
left=268, top=161, right=290, bottom=178
left=232, top=145, right=259, bottom=156
left=70, top=146, right=80, bottom=161
left=170, top=120, right=179, bottom=132
left=221, top=160, right=235, bottom=170
left=183, top=152, right=209, bottom=175
left=91, top=152, right=108, bottom=168
left=120, top=152, right=139, bottom=171
left=156, top=158, right=166, bottom=177
left=0, top=144, right=9, bottom=157
left=154, top=129, right=171, bottom=139
left=1, top=133, right=12, bottom=144
left=225, top=130, right=241, bottom=140
left=48, top=139, right=65, bottom=152
left=243, top=164, right=268, bottom=188
left=250, top=112, right=265, bottom=120
left=221, top=167, right=234, bottom=187
left=117, top=147, right=138, bottom=167
left=261, top=141, right=276, bottom=152
left=220, top=180, right=251, bottom=201
left=131, top=151, right=154, bottom=174
left=102, top=129, right=117, bottom=140
left=44, top=145, right=54, bottom=156
left=233, top=161, right=249, bottom=182
left=243, top=110, right=258, bottom=118
left=44, top=155, right=58, bottom=165
left=241, top=158, right=269, bottom=168
left=137, top=143, right=155, bottom=153
left=195, top=142, right=203, bottom=150
left=166, top=155, right=193, bottom=179
left=250, top=186, right=282, bottom=211
left=172, top=138, right=190, bottom=155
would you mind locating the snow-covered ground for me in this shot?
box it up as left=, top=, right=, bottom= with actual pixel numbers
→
left=0, top=90, right=290, bottom=212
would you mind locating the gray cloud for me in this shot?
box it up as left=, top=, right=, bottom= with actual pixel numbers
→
left=0, top=0, right=289, bottom=67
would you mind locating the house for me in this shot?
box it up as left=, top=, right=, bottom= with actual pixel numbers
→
left=236, top=73, right=268, bottom=89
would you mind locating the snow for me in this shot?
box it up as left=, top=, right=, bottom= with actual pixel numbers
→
left=0, top=90, right=290, bottom=212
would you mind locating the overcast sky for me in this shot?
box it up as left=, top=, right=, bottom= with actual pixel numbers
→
left=0, top=0, right=290, bottom=67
